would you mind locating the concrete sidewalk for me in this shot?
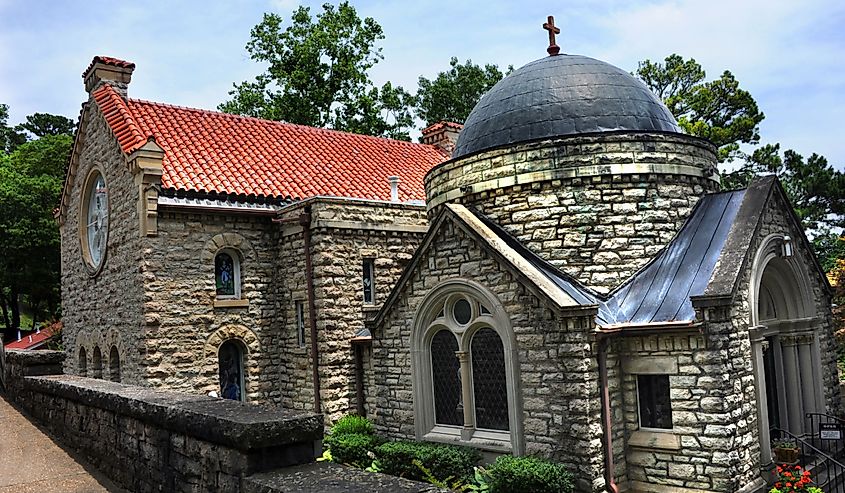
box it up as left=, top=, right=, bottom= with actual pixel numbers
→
left=0, top=394, right=124, bottom=492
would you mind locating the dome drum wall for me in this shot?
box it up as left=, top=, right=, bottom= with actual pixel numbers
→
left=425, top=132, right=719, bottom=292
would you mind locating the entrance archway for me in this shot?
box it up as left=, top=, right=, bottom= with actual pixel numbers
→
left=749, top=234, right=819, bottom=470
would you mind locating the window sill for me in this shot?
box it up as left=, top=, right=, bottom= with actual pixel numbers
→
left=628, top=430, right=681, bottom=450
left=214, top=299, right=249, bottom=308
left=362, top=304, right=379, bottom=312
left=423, top=427, right=512, bottom=454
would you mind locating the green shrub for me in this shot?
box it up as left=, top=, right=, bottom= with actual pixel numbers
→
left=486, top=456, right=573, bottom=493
left=330, top=414, right=374, bottom=436
left=375, top=440, right=481, bottom=483
left=324, top=432, right=378, bottom=467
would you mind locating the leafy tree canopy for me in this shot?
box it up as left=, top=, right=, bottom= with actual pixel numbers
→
left=415, top=57, right=508, bottom=127
left=220, top=2, right=413, bottom=140
left=636, top=54, right=764, bottom=162
left=0, top=106, right=72, bottom=331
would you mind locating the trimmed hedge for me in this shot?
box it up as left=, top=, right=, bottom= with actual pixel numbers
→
left=486, top=456, right=574, bottom=493
left=375, top=440, right=481, bottom=483
left=329, top=414, right=374, bottom=436
left=324, top=432, right=379, bottom=467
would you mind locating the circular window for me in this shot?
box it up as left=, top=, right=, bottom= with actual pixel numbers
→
left=453, top=298, right=472, bottom=325
left=80, top=170, right=109, bottom=271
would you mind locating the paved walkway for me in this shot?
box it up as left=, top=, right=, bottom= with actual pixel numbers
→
left=0, top=394, right=124, bottom=492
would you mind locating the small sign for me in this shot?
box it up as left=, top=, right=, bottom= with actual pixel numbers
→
left=820, top=423, right=842, bottom=440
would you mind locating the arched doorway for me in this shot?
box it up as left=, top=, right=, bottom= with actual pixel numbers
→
left=749, top=235, right=819, bottom=469
left=218, top=340, right=245, bottom=401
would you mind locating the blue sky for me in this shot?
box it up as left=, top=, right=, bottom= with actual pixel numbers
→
left=1, top=0, right=843, bottom=166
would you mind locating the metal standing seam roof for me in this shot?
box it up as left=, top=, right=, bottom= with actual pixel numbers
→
left=453, top=54, right=682, bottom=159
left=469, top=188, right=747, bottom=327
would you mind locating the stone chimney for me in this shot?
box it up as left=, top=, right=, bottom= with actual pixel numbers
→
left=83, top=56, right=135, bottom=99
left=422, top=121, right=463, bottom=156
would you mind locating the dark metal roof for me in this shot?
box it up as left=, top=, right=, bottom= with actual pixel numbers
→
left=470, top=189, right=746, bottom=326
left=453, top=54, right=682, bottom=159
left=604, top=189, right=746, bottom=324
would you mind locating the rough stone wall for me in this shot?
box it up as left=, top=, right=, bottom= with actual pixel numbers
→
left=4, top=351, right=322, bottom=493
left=617, top=331, right=743, bottom=492
left=371, top=218, right=605, bottom=492
left=424, top=133, right=719, bottom=293
left=140, top=210, right=281, bottom=403
left=61, top=101, right=145, bottom=384
left=276, top=199, right=427, bottom=423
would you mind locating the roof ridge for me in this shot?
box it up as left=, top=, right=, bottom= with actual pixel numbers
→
left=93, top=85, right=147, bottom=154
left=128, top=97, right=440, bottom=150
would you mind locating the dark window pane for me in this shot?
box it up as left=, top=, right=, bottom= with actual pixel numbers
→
left=215, top=253, right=235, bottom=296
left=471, top=328, right=509, bottom=431
left=219, top=341, right=243, bottom=401
left=431, top=330, right=462, bottom=426
left=637, top=374, right=673, bottom=429
left=363, top=259, right=374, bottom=303
left=454, top=298, right=472, bottom=325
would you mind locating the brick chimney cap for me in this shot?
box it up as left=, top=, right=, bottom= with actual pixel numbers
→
left=422, top=121, right=464, bottom=135
left=83, top=56, right=136, bottom=78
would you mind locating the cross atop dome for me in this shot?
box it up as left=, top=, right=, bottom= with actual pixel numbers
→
left=542, top=16, right=561, bottom=56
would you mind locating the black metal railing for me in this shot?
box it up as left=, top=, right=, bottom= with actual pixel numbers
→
left=771, top=427, right=845, bottom=492
left=805, top=413, right=845, bottom=461
left=0, top=334, right=5, bottom=392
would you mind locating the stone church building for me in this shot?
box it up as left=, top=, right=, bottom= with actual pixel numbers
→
left=59, top=47, right=839, bottom=493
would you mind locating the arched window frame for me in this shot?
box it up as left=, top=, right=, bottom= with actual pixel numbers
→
left=411, top=280, right=523, bottom=454
left=109, top=346, right=121, bottom=383
left=214, top=248, right=242, bottom=300
left=218, top=339, right=247, bottom=402
left=92, top=346, right=103, bottom=379
left=78, top=347, right=88, bottom=377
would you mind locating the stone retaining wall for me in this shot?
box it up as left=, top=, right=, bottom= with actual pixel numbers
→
left=3, top=350, right=322, bottom=493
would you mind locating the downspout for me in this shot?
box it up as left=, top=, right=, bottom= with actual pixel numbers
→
left=598, top=335, right=620, bottom=493
left=300, top=205, right=321, bottom=414
left=353, top=342, right=366, bottom=416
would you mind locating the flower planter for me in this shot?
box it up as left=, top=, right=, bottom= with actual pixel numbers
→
left=773, top=447, right=800, bottom=464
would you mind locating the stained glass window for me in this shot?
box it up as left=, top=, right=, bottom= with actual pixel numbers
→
left=431, top=330, right=462, bottom=426
left=219, top=341, right=244, bottom=401
left=453, top=298, right=472, bottom=325
left=363, top=259, right=375, bottom=303
left=471, top=328, right=509, bottom=431
left=637, top=374, right=673, bottom=429
left=215, top=252, right=236, bottom=296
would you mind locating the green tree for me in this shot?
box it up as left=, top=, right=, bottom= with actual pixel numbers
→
left=0, top=104, right=27, bottom=154
left=635, top=54, right=764, bottom=162
left=415, top=57, right=508, bottom=126
left=220, top=2, right=413, bottom=140
left=16, top=112, right=76, bottom=139
left=0, top=133, right=70, bottom=331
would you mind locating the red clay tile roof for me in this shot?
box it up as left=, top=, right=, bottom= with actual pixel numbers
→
left=92, top=84, right=448, bottom=202
left=83, top=56, right=136, bottom=77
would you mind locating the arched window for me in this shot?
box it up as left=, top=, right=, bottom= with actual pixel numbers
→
left=92, top=347, right=102, bottom=379
left=109, top=346, right=121, bottom=383
left=412, top=282, right=522, bottom=454
left=218, top=340, right=245, bottom=401
left=215, top=250, right=241, bottom=299
left=78, top=347, right=87, bottom=377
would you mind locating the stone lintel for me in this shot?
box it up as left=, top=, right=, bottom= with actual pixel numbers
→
left=622, top=356, right=678, bottom=374
left=628, top=430, right=682, bottom=451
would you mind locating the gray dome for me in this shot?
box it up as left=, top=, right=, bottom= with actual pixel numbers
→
left=453, top=54, right=682, bottom=159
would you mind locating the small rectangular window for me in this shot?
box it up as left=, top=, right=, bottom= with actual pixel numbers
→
left=295, top=301, right=306, bottom=348
left=637, top=374, right=673, bottom=429
left=362, top=259, right=375, bottom=304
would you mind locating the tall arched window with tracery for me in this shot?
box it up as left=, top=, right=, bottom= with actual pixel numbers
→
left=412, top=281, right=523, bottom=454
